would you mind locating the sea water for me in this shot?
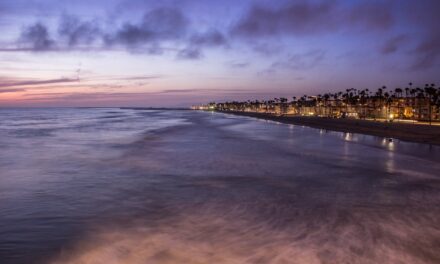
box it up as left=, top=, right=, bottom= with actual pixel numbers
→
left=0, top=108, right=439, bottom=264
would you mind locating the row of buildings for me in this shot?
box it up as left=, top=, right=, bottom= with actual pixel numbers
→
left=199, top=84, right=440, bottom=123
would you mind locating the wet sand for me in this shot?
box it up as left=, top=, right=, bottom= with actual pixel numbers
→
left=219, top=111, right=440, bottom=145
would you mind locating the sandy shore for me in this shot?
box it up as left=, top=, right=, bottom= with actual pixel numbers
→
left=219, top=111, right=440, bottom=145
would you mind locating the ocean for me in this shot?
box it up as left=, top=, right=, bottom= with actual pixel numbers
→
left=0, top=108, right=439, bottom=264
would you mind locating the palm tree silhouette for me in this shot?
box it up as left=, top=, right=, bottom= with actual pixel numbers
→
left=212, top=82, right=438, bottom=123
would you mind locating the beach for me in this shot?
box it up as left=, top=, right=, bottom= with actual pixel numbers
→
left=219, top=111, right=440, bottom=145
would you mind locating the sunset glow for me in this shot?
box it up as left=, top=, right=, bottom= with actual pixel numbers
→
left=1, top=0, right=439, bottom=107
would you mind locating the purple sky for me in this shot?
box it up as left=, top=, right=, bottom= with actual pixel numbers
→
left=0, top=0, right=439, bottom=107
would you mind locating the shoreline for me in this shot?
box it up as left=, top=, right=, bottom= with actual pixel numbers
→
left=218, top=111, right=440, bottom=145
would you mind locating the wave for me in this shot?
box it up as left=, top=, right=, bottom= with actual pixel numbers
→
left=50, top=204, right=440, bottom=264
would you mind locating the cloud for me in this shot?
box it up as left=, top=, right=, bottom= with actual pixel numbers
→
left=231, top=1, right=339, bottom=37
left=231, top=1, right=394, bottom=38
left=380, top=35, right=407, bottom=54
left=0, top=88, right=26, bottom=93
left=20, top=92, right=152, bottom=104
left=58, top=15, right=101, bottom=46
left=19, top=23, right=54, bottom=51
left=252, top=43, right=284, bottom=56
left=90, top=75, right=163, bottom=81
left=15, top=8, right=190, bottom=54
left=106, top=7, right=189, bottom=47
left=405, top=1, right=440, bottom=70
left=18, top=89, right=238, bottom=103
left=411, top=34, right=440, bottom=70
left=348, top=2, right=394, bottom=31
left=158, top=88, right=250, bottom=94
left=14, top=8, right=192, bottom=55
left=0, top=78, right=77, bottom=88
left=272, top=50, right=325, bottom=71
left=116, top=75, right=163, bottom=81
left=4, top=0, right=440, bottom=74
left=228, top=61, right=250, bottom=69
left=262, top=49, right=326, bottom=75
left=11, top=11, right=227, bottom=59
left=177, top=48, right=202, bottom=60
left=190, top=30, right=228, bottom=47
left=20, top=88, right=251, bottom=103
left=177, top=29, right=228, bottom=60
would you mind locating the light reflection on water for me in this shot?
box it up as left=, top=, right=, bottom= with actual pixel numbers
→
left=0, top=108, right=439, bottom=264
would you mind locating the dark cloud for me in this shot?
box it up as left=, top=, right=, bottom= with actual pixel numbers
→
left=106, top=7, right=189, bottom=47
left=177, top=48, right=202, bottom=60
left=405, top=1, right=440, bottom=70
left=268, top=50, right=326, bottom=73
left=4, top=0, right=440, bottom=73
left=58, top=15, right=101, bottom=46
left=368, top=0, right=440, bottom=71
left=15, top=8, right=190, bottom=54
left=252, top=43, right=284, bottom=56
left=411, top=34, right=440, bottom=70
left=107, top=24, right=150, bottom=46
left=176, top=30, right=228, bottom=60
left=231, top=1, right=394, bottom=38
left=190, top=30, right=228, bottom=47
left=0, top=78, right=77, bottom=88
left=19, top=23, right=54, bottom=51
left=13, top=7, right=229, bottom=58
left=348, top=2, right=394, bottom=31
left=231, top=1, right=339, bottom=37
left=144, top=44, right=165, bottom=55
left=381, top=35, right=407, bottom=54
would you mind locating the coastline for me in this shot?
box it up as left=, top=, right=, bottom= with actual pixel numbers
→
left=218, top=111, right=440, bottom=145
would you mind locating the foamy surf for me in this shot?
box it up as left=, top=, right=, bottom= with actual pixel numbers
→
left=51, top=207, right=439, bottom=264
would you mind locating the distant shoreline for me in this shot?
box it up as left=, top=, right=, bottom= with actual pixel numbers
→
left=218, top=111, right=440, bottom=145
left=120, top=107, right=191, bottom=111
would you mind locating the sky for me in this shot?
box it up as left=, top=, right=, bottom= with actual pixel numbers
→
left=0, top=0, right=439, bottom=107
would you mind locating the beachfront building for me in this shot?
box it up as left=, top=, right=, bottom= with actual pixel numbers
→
left=212, top=84, right=440, bottom=123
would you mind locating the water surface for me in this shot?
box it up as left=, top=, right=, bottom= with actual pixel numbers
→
left=0, top=108, right=439, bottom=264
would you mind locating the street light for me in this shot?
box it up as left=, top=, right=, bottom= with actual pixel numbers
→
left=389, top=113, right=394, bottom=122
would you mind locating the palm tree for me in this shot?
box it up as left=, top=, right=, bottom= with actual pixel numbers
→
left=394, top=88, right=403, bottom=98
left=393, top=88, right=403, bottom=119
left=212, top=82, right=438, bottom=122
left=374, top=87, right=384, bottom=119
left=415, top=87, right=425, bottom=121
left=384, top=92, right=391, bottom=120
left=425, top=83, right=437, bottom=125
left=279, top=97, right=288, bottom=114
left=323, top=93, right=330, bottom=117
left=291, top=97, right=297, bottom=114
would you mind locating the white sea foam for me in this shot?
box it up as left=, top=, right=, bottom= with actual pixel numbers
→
left=51, top=208, right=440, bottom=264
